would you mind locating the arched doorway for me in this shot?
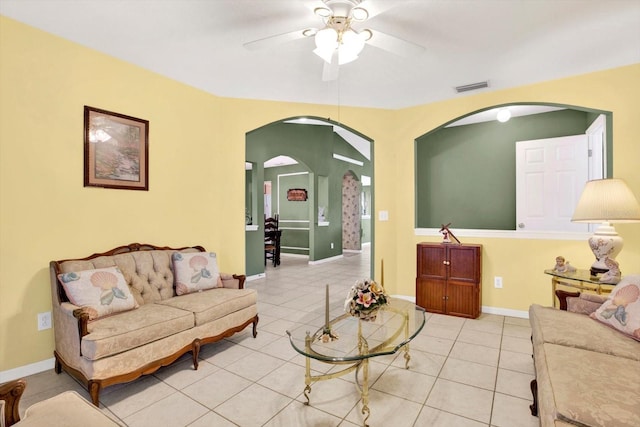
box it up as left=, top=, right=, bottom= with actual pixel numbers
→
left=245, top=116, right=374, bottom=278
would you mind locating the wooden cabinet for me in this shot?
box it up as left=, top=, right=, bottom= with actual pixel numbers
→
left=416, top=243, right=482, bottom=319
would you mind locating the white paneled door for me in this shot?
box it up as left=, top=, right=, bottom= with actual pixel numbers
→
left=516, top=135, right=589, bottom=232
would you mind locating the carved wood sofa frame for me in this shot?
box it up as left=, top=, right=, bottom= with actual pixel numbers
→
left=49, top=243, right=258, bottom=406
left=0, top=378, right=25, bottom=427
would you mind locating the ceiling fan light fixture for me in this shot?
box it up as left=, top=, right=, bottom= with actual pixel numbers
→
left=314, top=27, right=338, bottom=63
left=338, top=49, right=359, bottom=65
left=302, top=28, right=317, bottom=37
left=351, top=7, right=368, bottom=21
left=338, top=29, right=365, bottom=64
left=315, top=27, right=338, bottom=49
left=359, top=29, right=373, bottom=41
left=313, top=46, right=336, bottom=63
left=314, top=7, right=332, bottom=18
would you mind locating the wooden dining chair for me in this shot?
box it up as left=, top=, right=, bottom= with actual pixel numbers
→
left=264, top=215, right=281, bottom=266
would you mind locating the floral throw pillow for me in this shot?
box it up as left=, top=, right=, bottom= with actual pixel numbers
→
left=592, top=275, right=640, bottom=341
left=58, top=266, right=138, bottom=320
left=172, top=252, right=221, bottom=296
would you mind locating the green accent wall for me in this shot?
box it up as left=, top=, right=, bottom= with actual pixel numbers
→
left=245, top=120, right=372, bottom=276
left=415, top=109, right=593, bottom=229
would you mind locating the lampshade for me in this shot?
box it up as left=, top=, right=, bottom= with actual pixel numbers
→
left=571, top=178, right=640, bottom=276
left=571, top=179, right=640, bottom=223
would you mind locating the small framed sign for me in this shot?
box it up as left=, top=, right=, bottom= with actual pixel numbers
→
left=287, top=188, right=307, bottom=201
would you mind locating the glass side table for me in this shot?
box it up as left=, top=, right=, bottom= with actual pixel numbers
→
left=286, top=298, right=426, bottom=427
left=544, top=269, right=616, bottom=308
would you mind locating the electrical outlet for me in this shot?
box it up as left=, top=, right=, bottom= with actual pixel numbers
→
left=330, top=243, right=334, bottom=249
left=38, top=312, right=52, bottom=331
left=494, top=277, right=503, bottom=289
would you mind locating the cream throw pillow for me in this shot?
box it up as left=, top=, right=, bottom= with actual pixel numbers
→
left=58, top=266, right=138, bottom=320
left=173, top=252, right=221, bottom=295
left=592, top=275, right=640, bottom=341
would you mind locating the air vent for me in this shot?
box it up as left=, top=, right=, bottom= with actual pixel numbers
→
left=455, top=81, right=489, bottom=93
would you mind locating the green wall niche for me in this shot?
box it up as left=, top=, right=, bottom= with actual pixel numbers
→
left=416, top=109, right=592, bottom=230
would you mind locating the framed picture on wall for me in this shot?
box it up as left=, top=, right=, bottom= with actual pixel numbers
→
left=84, top=106, right=149, bottom=190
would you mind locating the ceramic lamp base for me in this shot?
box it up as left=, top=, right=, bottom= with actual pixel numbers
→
left=587, top=223, right=623, bottom=275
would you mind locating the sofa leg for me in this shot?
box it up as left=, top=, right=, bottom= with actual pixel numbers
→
left=529, top=379, right=538, bottom=416
left=252, top=315, right=259, bottom=338
left=192, top=339, right=201, bottom=370
left=88, top=381, right=101, bottom=407
left=54, top=354, right=62, bottom=374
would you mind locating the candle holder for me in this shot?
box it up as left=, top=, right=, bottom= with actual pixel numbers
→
left=318, top=284, right=339, bottom=342
left=318, top=325, right=339, bottom=343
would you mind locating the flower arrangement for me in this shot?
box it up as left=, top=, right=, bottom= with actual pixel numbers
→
left=344, top=279, right=389, bottom=321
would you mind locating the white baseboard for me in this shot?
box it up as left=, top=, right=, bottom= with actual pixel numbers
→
left=309, top=255, right=344, bottom=265
left=0, top=357, right=55, bottom=383
left=481, top=306, right=529, bottom=319
left=246, top=273, right=266, bottom=281
left=391, top=295, right=529, bottom=319
left=280, top=253, right=308, bottom=259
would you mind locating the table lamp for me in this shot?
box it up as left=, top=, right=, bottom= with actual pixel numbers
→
left=571, top=178, right=640, bottom=275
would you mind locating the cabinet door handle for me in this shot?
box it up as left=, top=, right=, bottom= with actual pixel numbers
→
left=442, top=260, right=450, bottom=265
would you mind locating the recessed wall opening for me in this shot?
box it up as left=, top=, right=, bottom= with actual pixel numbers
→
left=414, top=103, right=612, bottom=237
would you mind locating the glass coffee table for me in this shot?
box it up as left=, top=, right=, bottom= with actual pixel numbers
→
left=286, top=298, right=426, bottom=427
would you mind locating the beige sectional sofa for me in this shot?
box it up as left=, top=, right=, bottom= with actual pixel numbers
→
left=529, top=275, right=640, bottom=427
left=49, top=243, right=259, bottom=406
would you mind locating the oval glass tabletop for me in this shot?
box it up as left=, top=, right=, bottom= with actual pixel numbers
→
left=286, top=298, right=426, bottom=363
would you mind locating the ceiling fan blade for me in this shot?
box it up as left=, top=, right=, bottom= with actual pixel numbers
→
left=243, top=29, right=308, bottom=51
left=322, top=51, right=340, bottom=81
left=365, top=29, right=425, bottom=57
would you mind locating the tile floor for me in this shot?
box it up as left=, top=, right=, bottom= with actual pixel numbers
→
left=18, top=249, right=540, bottom=426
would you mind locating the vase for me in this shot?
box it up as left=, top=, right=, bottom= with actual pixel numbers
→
left=357, top=307, right=380, bottom=321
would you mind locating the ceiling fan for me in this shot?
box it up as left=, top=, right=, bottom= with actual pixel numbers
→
left=243, top=0, right=425, bottom=81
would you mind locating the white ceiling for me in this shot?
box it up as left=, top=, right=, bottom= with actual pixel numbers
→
left=1, top=0, right=638, bottom=110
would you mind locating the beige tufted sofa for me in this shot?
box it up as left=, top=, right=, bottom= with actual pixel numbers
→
left=49, top=243, right=258, bottom=406
left=528, top=279, right=640, bottom=427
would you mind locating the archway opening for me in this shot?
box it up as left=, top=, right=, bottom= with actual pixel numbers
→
left=245, top=116, right=374, bottom=278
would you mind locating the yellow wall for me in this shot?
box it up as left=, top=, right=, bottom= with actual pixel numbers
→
left=392, top=64, right=640, bottom=309
left=1, top=16, right=639, bottom=372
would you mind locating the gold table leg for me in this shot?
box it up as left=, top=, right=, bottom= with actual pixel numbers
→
left=361, top=357, right=370, bottom=427
left=355, top=332, right=370, bottom=427
left=403, top=310, right=411, bottom=369
left=304, top=332, right=312, bottom=405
